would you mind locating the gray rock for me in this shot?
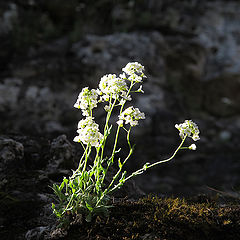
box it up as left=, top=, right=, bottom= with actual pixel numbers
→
left=0, top=138, right=24, bottom=168
left=71, top=31, right=166, bottom=82
left=0, top=78, right=22, bottom=111
left=25, top=226, right=49, bottom=240
left=195, top=2, right=240, bottom=79
left=50, top=135, right=74, bottom=162
left=47, top=135, right=75, bottom=173
left=0, top=3, right=18, bottom=34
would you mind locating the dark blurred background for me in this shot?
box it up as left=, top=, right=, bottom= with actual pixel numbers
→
left=1, top=0, right=240, bottom=198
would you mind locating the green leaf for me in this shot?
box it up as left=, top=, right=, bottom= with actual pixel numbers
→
left=85, top=202, right=93, bottom=211
left=60, top=181, right=65, bottom=191
left=52, top=203, right=55, bottom=210
left=83, top=171, right=89, bottom=181
left=118, top=158, right=122, bottom=168
left=119, top=171, right=126, bottom=183
left=99, top=165, right=106, bottom=174
left=89, top=169, right=95, bottom=178
left=63, top=177, right=69, bottom=185
left=52, top=184, right=66, bottom=202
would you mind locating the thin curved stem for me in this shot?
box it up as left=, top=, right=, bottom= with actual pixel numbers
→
left=110, top=82, right=134, bottom=162
left=100, top=96, right=116, bottom=162
left=108, top=135, right=187, bottom=194
left=71, top=145, right=89, bottom=179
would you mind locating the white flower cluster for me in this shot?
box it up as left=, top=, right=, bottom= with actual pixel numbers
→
left=117, top=106, right=145, bottom=127
left=74, top=87, right=98, bottom=116
left=73, top=62, right=146, bottom=147
left=121, top=62, right=146, bottom=83
left=175, top=120, right=200, bottom=141
left=99, top=74, right=128, bottom=101
left=73, top=117, right=103, bottom=147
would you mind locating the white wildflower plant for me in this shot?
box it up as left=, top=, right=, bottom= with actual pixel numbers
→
left=52, top=62, right=200, bottom=223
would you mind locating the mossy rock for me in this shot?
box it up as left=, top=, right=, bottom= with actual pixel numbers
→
left=51, top=195, right=240, bottom=240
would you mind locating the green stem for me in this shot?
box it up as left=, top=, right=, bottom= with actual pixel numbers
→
left=100, top=96, right=116, bottom=161
left=97, top=128, right=134, bottom=205
left=180, top=147, right=190, bottom=150
left=105, top=147, right=133, bottom=194
left=83, top=144, right=91, bottom=172
left=71, top=145, right=89, bottom=179
left=110, top=108, right=123, bottom=161
left=96, top=81, right=135, bottom=206
left=141, top=135, right=186, bottom=170
left=62, top=191, right=75, bottom=215
left=110, top=82, right=134, bottom=162
left=108, top=135, right=187, bottom=194
left=94, top=148, right=101, bottom=183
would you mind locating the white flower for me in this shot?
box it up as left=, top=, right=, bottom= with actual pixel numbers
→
left=99, top=94, right=110, bottom=102
left=122, top=62, right=146, bottom=84
left=175, top=120, right=200, bottom=141
left=128, top=73, right=143, bottom=83
left=119, top=72, right=127, bottom=79
left=119, top=99, right=126, bottom=106
left=122, top=62, right=145, bottom=76
left=96, top=89, right=102, bottom=95
left=136, top=85, right=144, bottom=93
left=104, top=105, right=111, bottom=112
left=74, top=117, right=103, bottom=147
left=121, top=91, right=132, bottom=101
left=192, top=135, right=200, bottom=141
left=74, top=87, right=98, bottom=116
left=116, top=119, right=124, bottom=127
left=189, top=144, right=197, bottom=150
left=118, top=106, right=145, bottom=127
left=99, top=74, right=128, bottom=100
